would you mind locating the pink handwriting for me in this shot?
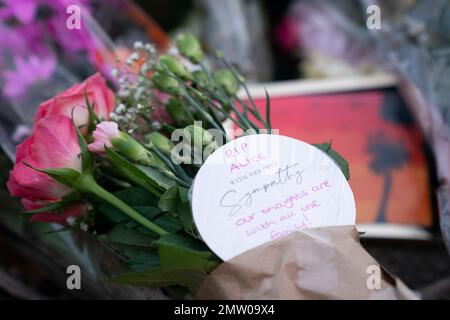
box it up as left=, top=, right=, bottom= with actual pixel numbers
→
left=311, top=180, right=331, bottom=192
left=246, top=220, right=277, bottom=237
left=261, top=191, right=309, bottom=214
left=230, top=152, right=268, bottom=173
left=279, top=211, right=296, bottom=221
left=269, top=221, right=311, bottom=240
left=300, top=200, right=320, bottom=212
left=224, top=142, right=249, bottom=159
left=235, top=213, right=257, bottom=226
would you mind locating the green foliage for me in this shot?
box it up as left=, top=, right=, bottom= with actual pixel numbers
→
left=314, top=142, right=350, bottom=180
left=39, top=167, right=81, bottom=188
left=159, top=186, right=194, bottom=236
left=109, top=234, right=219, bottom=292
left=105, top=148, right=169, bottom=195
left=165, top=98, right=193, bottom=126
left=97, top=186, right=160, bottom=224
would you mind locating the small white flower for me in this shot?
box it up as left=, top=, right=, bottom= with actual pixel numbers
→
left=80, top=223, right=89, bottom=232
left=109, top=112, right=118, bottom=121
left=129, top=52, right=139, bottom=61
left=118, top=89, right=130, bottom=98
left=118, top=77, right=128, bottom=85
left=134, top=87, right=144, bottom=100
left=140, top=64, right=149, bottom=74
left=111, top=68, right=119, bottom=78
left=134, top=41, right=144, bottom=50
left=152, top=121, right=162, bottom=130
left=66, top=217, right=76, bottom=226
left=116, top=104, right=126, bottom=114
left=144, top=43, right=156, bottom=54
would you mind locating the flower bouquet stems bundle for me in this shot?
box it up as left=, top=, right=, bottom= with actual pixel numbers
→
left=5, top=34, right=273, bottom=295
left=6, top=33, right=404, bottom=299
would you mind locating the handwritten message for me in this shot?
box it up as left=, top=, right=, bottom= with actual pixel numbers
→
left=192, top=134, right=356, bottom=261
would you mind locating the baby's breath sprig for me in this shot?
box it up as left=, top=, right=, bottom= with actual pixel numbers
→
left=109, top=42, right=159, bottom=134
left=110, top=35, right=272, bottom=140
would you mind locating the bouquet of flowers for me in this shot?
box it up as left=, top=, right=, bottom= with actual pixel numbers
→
left=6, top=33, right=382, bottom=298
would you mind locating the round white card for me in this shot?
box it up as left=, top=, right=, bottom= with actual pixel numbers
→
left=191, top=134, right=356, bottom=261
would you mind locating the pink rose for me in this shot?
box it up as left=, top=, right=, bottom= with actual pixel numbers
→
left=88, top=121, right=120, bottom=153
left=22, top=199, right=86, bottom=224
left=7, top=115, right=85, bottom=224
left=35, top=73, right=115, bottom=129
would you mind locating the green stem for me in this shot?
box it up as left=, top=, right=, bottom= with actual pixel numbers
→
left=219, top=57, right=267, bottom=129
left=78, top=174, right=168, bottom=236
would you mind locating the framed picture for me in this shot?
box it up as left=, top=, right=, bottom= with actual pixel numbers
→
left=241, top=74, right=436, bottom=239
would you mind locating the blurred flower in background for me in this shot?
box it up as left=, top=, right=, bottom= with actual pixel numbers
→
left=0, top=0, right=109, bottom=99
left=0, top=0, right=131, bottom=159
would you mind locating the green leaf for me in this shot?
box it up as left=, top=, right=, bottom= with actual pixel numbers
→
left=22, top=163, right=80, bottom=188
left=136, top=165, right=175, bottom=190
left=102, top=224, right=154, bottom=247
left=158, top=186, right=178, bottom=213
left=41, top=167, right=80, bottom=187
left=100, top=237, right=160, bottom=271
left=97, top=187, right=161, bottom=225
left=153, top=214, right=184, bottom=233
left=109, top=234, right=219, bottom=292
left=123, top=250, right=160, bottom=271
left=265, top=88, right=272, bottom=131
left=72, top=118, right=93, bottom=174
left=114, top=186, right=160, bottom=206
left=314, top=142, right=350, bottom=180
left=105, top=148, right=164, bottom=196
left=84, top=89, right=100, bottom=133
left=108, top=266, right=183, bottom=288
left=159, top=186, right=194, bottom=234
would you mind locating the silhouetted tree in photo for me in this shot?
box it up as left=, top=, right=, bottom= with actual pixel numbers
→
left=367, top=133, right=410, bottom=223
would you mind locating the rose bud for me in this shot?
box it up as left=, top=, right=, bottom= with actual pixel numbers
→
left=152, top=72, right=181, bottom=95
left=88, top=121, right=157, bottom=166
left=213, top=69, right=239, bottom=96
left=166, top=98, right=192, bottom=126
left=184, top=124, right=217, bottom=149
left=175, top=33, right=204, bottom=64
left=192, top=70, right=209, bottom=87
left=146, top=132, right=174, bottom=154
left=157, top=55, right=192, bottom=80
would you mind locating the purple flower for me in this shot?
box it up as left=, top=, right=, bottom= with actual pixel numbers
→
left=0, top=0, right=39, bottom=24
left=2, top=55, right=56, bottom=98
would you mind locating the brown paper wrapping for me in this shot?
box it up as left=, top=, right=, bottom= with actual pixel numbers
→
left=197, top=225, right=418, bottom=300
